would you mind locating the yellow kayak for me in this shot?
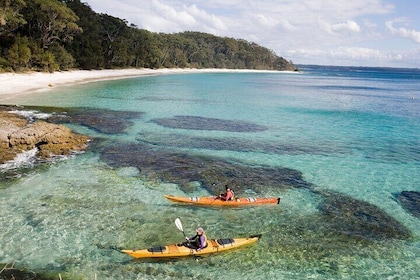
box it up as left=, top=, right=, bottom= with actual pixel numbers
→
left=121, top=234, right=262, bottom=259
left=164, top=195, right=280, bottom=206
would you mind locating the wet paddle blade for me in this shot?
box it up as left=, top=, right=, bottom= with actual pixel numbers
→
left=175, top=218, right=184, bottom=232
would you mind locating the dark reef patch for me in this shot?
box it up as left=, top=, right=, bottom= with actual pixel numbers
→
left=136, top=132, right=348, bottom=155
left=99, top=141, right=309, bottom=193
left=316, top=189, right=411, bottom=240
left=45, top=107, right=143, bottom=134
left=151, top=115, right=268, bottom=132
left=394, top=191, right=420, bottom=218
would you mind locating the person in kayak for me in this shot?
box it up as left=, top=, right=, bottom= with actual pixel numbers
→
left=185, top=227, right=207, bottom=251
left=218, top=185, right=234, bottom=201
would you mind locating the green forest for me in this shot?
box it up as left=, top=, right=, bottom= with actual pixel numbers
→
left=0, top=0, right=297, bottom=72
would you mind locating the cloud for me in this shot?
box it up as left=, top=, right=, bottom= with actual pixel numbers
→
left=331, top=20, right=361, bottom=33
left=386, top=19, right=420, bottom=44
left=186, top=4, right=227, bottom=32
left=285, top=46, right=420, bottom=67
left=255, top=14, right=277, bottom=28
left=151, top=0, right=196, bottom=27
left=320, top=19, right=361, bottom=34
left=147, top=0, right=227, bottom=34
left=330, top=47, right=389, bottom=60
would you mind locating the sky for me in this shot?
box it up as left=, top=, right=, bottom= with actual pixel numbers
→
left=84, top=0, right=420, bottom=68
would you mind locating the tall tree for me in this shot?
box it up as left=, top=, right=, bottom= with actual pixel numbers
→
left=25, top=0, right=82, bottom=49
left=6, top=35, right=31, bottom=70
left=0, top=0, right=26, bottom=36
left=98, top=13, right=130, bottom=67
left=64, top=0, right=105, bottom=69
left=129, top=28, right=159, bottom=68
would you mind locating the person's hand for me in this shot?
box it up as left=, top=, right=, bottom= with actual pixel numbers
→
left=196, top=248, right=202, bottom=252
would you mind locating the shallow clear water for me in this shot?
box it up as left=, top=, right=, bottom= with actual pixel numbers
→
left=1, top=66, right=419, bottom=279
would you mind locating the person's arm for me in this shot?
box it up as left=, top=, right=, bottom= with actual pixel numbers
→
left=186, top=234, right=195, bottom=241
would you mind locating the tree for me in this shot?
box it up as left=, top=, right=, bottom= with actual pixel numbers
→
left=95, top=13, right=130, bottom=67
left=7, top=35, right=31, bottom=71
left=129, top=28, right=158, bottom=68
left=49, top=42, right=74, bottom=70
left=0, top=0, right=26, bottom=36
left=64, top=0, right=105, bottom=69
left=25, top=0, right=82, bottom=49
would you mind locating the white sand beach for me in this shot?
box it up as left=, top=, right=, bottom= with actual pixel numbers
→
left=0, top=68, right=293, bottom=102
left=0, top=68, right=184, bottom=102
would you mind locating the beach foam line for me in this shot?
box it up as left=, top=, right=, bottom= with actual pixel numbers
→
left=0, top=68, right=294, bottom=101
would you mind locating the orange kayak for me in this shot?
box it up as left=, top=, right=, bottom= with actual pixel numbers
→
left=121, top=234, right=262, bottom=258
left=164, top=195, right=280, bottom=206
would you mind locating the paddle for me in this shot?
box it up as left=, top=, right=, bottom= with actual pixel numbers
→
left=175, top=218, right=193, bottom=248
left=175, top=218, right=187, bottom=239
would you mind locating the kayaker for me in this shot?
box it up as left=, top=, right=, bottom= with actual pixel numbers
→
left=218, top=185, right=234, bottom=201
left=185, top=227, right=207, bottom=251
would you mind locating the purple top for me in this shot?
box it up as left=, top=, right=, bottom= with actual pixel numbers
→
left=189, top=234, right=206, bottom=249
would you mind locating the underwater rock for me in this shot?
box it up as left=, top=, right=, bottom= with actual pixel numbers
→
left=47, top=107, right=143, bottom=134
left=151, top=115, right=268, bottom=132
left=394, top=191, right=420, bottom=218
left=99, top=142, right=310, bottom=193
left=317, top=190, right=411, bottom=240
left=136, top=132, right=348, bottom=156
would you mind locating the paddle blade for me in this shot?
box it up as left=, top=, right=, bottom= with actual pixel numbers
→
left=175, top=218, right=184, bottom=232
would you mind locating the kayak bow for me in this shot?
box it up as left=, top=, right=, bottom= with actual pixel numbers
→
left=164, top=195, right=280, bottom=206
left=121, top=234, right=262, bottom=259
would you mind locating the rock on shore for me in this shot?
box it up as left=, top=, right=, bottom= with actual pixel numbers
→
left=0, top=108, right=89, bottom=164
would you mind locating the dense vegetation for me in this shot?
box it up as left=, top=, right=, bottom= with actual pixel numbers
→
left=0, top=0, right=296, bottom=72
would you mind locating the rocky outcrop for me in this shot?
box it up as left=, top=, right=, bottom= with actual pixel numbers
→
left=0, top=110, right=89, bottom=164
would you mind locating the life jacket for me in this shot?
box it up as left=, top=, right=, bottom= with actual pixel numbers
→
left=192, top=232, right=208, bottom=248
left=219, top=188, right=235, bottom=201
left=225, top=189, right=234, bottom=201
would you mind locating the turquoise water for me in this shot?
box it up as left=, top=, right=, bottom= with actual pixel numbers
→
left=1, top=66, right=419, bottom=279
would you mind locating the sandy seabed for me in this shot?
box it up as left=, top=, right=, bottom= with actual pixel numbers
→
left=0, top=68, right=287, bottom=102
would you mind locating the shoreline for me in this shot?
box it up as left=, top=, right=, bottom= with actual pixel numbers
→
left=0, top=68, right=294, bottom=102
